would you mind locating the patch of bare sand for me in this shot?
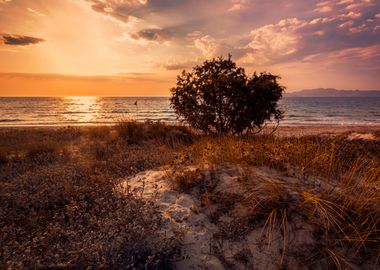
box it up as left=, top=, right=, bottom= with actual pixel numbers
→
left=119, top=167, right=307, bottom=269
left=119, top=165, right=377, bottom=269
left=120, top=169, right=223, bottom=269
left=346, top=132, right=376, bottom=141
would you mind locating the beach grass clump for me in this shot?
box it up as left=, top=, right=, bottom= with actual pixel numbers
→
left=0, top=127, right=80, bottom=167
left=194, top=163, right=379, bottom=268
left=168, top=133, right=379, bottom=268
left=25, top=140, right=67, bottom=164
left=116, top=120, right=194, bottom=147
left=184, top=133, right=379, bottom=180
left=84, top=125, right=112, bottom=140
left=170, top=168, right=204, bottom=193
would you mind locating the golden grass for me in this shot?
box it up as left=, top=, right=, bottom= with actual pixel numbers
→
left=168, top=131, right=379, bottom=268
left=0, top=125, right=187, bottom=269
left=170, top=168, right=204, bottom=192
left=0, top=124, right=379, bottom=269
left=116, top=120, right=194, bottom=147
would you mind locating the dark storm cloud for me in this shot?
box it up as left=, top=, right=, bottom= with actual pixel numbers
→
left=2, top=34, right=45, bottom=46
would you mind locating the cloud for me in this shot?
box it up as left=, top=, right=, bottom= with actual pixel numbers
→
left=1, top=35, right=45, bottom=46
left=0, top=72, right=111, bottom=81
left=228, top=0, right=247, bottom=12
left=129, top=28, right=172, bottom=42
left=87, top=0, right=151, bottom=23
left=27, top=8, right=46, bottom=17
left=162, top=61, right=196, bottom=70
left=0, top=72, right=168, bottom=83
left=314, top=1, right=334, bottom=13
left=241, top=0, right=380, bottom=65
left=336, top=0, right=354, bottom=5
left=247, top=18, right=304, bottom=64
left=193, top=34, right=254, bottom=61
left=194, top=35, right=227, bottom=58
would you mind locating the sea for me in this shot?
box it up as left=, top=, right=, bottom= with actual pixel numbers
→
left=0, top=97, right=379, bottom=126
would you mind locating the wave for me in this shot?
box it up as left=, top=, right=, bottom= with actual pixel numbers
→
left=0, top=119, right=23, bottom=122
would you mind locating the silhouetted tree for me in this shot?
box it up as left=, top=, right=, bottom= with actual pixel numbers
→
left=170, top=55, right=285, bottom=135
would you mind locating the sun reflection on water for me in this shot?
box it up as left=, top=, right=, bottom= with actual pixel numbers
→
left=64, top=96, right=101, bottom=124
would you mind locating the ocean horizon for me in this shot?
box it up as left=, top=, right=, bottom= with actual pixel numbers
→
left=0, top=96, right=379, bottom=127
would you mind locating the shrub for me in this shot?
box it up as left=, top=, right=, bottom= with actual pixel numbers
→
left=171, top=168, right=204, bottom=192
left=170, top=55, right=285, bottom=135
left=116, top=120, right=194, bottom=146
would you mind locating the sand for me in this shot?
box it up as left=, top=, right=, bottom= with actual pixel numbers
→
left=268, top=125, right=380, bottom=137
left=118, top=165, right=361, bottom=269
left=120, top=168, right=223, bottom=269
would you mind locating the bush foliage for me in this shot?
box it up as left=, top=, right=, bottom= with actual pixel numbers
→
left=170, top=55, right=285, bottom=135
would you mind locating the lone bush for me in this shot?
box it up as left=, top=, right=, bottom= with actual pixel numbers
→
left=170, top=55, right=285, bottom=135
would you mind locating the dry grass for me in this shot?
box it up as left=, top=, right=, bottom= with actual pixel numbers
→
left=183, top=133, right=379, bottom=179
left=166, top=131, right=379, bottom=269
left=170, top=168, right=204, bottom=193
left=0, top=125, right=192, bottom=269
left=116, top=120, right=194, bottom=147
left=0, top=124, right=379, bottom=269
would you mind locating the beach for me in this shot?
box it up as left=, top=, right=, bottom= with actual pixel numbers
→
left=2, top=0, right=380, bottom=268
left=1, top=122, right=379, bottom=269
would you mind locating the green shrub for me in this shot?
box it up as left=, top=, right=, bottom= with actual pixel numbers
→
left=170, top=55, right=285, bottom=135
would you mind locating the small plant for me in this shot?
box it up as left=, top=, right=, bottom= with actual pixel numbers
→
left=116, top=120, right=145, bottom=144
left=26, top=140, right=63, bottom=164
left=116, top=120, right=194, bottom=146
left=171, top=168, right=204, bottom=193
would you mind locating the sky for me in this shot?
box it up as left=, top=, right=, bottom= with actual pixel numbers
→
left=0, top=0, right=379, bottom=96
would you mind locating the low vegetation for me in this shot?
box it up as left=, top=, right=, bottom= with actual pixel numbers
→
left=169, top=132, right=380, bottom=269
left=0, top=124, right=187, bottom=269
left=0, top=123, right=379, bottom=269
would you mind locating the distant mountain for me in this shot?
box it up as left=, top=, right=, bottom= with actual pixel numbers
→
left=286, top=88, right=380, bottom=97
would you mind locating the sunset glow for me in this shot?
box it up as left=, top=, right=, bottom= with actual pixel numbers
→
left=64, top=96, right=100, bottom=123
left=0, top=0, right=379, bottom=96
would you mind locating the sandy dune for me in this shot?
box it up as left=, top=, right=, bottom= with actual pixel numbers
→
left=119, top=164, right=378, bottom=269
